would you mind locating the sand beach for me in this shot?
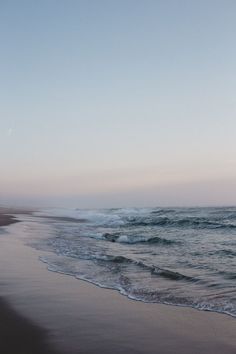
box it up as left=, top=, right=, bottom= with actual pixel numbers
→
left=0, top=209, right=235, bottom=354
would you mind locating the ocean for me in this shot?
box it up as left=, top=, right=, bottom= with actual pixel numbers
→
left=23, top=207, right=236, bottom=317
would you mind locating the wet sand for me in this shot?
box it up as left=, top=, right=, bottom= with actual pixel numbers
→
left=0, top=297, right=59, bottom=354
left=0, top=212, right=235, bottom=354
left=0, top=211, right=60, bottom=354
left=0, top=207, right=32, bottom=226
left=0, top=214, right=19, bottom=226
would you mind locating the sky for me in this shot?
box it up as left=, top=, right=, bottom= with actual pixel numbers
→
left=1, top=0, right=236, bottom=208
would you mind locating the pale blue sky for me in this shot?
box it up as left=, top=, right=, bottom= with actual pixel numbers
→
left=1, top=0, right=236, bottom=207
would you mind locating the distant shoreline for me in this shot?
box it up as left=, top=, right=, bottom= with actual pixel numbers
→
left=0, top=207, right=33, bottom=227
left=0, top=214, right=19, bottom=227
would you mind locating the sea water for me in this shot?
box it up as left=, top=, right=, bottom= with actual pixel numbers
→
left=25, top=207, right=236, bottom=317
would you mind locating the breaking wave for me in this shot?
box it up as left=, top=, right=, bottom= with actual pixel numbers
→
left=102, top=233, right=177, bottom=245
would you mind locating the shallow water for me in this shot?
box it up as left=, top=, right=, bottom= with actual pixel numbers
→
left=25, top=207, right=236, bottom=317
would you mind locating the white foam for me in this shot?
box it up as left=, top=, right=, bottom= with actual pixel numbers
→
left=34, top=208, right=125, bottom=227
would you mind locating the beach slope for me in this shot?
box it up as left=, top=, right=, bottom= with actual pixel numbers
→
left=0, top=212, right=235, bottom=354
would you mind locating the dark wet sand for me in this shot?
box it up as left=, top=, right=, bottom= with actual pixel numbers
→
left=0, top=207, right=33, bottom=226
left=0, top=211, right=236, bottom=354
left=0, top=297, right=59, bottom=354
left=0, top=214, right=19, bottom=226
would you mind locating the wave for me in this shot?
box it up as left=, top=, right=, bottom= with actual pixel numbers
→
left=150, top=208, right=176, bottom=214
left=221, top=271, right=236, bottom=280
left=29, top=207, right=236, bottom=319
left=150, top=267, right=195, bottom=281
left=213, top=249, right=236, bottom=257
left=34, top=207, right=236, bottom=230
left=96, top=254, right=196, bottom=282
left=39, top=215, right=88, bottom=223
left=39, top=255, right=236, bottom=318
left=34, top=208, right=125, bottom=227
left=125, top=216, right=236, bottom=229
left=102, top=232, right=177, bottom=245
left=100, top=255, right=132, bottom=264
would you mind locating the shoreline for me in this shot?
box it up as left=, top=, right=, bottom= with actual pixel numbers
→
left=0, top=214, right=236, bottom=353
left=0, top=207, right=33, bottom=226
left=0, top=210, right=60, bottom=354
left=0, top=214, right=19, bottom=227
